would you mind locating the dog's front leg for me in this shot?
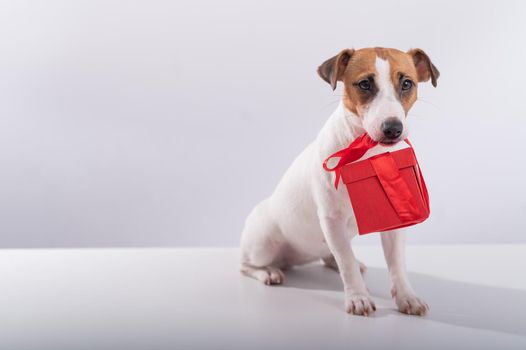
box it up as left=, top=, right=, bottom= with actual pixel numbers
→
left=381, top=230, right=429, bottom=316
left=320, top=217, right=376, bottom=316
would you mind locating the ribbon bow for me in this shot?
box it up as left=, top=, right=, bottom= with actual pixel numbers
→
left=322, top=133, right=379, bottom=189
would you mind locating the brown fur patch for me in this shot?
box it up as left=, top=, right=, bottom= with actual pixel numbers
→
left=318, top=47, right=439, bottom=117
left=342, top=48, right=419, bottom=115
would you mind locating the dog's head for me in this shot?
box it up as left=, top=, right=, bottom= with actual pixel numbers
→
left=318, top=47, right=439, bottom=145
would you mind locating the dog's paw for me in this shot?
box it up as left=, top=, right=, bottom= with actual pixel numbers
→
left=345, top=293, right=376, bottom=316
left=241, top=265, right=285, bottom=285
left=263, top=267, right=285, bottom=285
left=395, top=294, right=429, bottom=316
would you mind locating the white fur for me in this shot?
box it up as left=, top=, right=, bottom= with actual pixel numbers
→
left=362, top=58, right=408, bottom=141
left=240, top=57, right=428, bottom=316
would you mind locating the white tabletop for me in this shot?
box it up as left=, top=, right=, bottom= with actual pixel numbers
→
left=0, top=245, right=525, bottom=350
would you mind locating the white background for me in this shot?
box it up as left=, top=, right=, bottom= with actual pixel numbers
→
left=0, top=0, right=525, bottom=247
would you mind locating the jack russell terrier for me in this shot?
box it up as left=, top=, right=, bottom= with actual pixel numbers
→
left=240, top=47, right=439, bottom=316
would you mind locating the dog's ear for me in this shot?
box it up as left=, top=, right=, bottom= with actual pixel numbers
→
left=407, top=48, right=440, bottom=87
left=317, top=49, right=354, bottom=90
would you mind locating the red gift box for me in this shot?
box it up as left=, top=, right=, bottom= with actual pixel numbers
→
left=323, top=134, right=430, bottom=235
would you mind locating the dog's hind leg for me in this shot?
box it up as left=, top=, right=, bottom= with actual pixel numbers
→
left=240, top=235, right=286, bottom=285
left=240, top=200, right=286, bottom=285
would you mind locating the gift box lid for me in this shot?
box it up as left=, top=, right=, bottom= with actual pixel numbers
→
left=340, top=147, right=417, bottom=184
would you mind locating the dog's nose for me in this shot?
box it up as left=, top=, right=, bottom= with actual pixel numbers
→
left=381, top=118, right=403, bottom=140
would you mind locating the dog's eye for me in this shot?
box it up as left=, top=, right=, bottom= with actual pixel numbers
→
left=358, top=79, right=371, bottom=91
left=401, top=79, right=413, bottom=91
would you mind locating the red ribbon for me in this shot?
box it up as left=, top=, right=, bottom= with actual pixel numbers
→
left=369, top=153, right=420, bottom=221
left=322, top=133, right=378, bottom=189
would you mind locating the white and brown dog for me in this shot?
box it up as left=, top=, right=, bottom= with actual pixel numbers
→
left=240, top=47, right=439, bottom=316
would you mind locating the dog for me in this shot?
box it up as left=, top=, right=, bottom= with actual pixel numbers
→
left=240, top=47, right=439, bottom=316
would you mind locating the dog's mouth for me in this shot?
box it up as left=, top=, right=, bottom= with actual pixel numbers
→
left=378, top=138, right=402, bottom=146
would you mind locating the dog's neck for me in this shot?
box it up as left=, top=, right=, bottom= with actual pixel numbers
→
left=316, top=101, right=365, bottom=159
